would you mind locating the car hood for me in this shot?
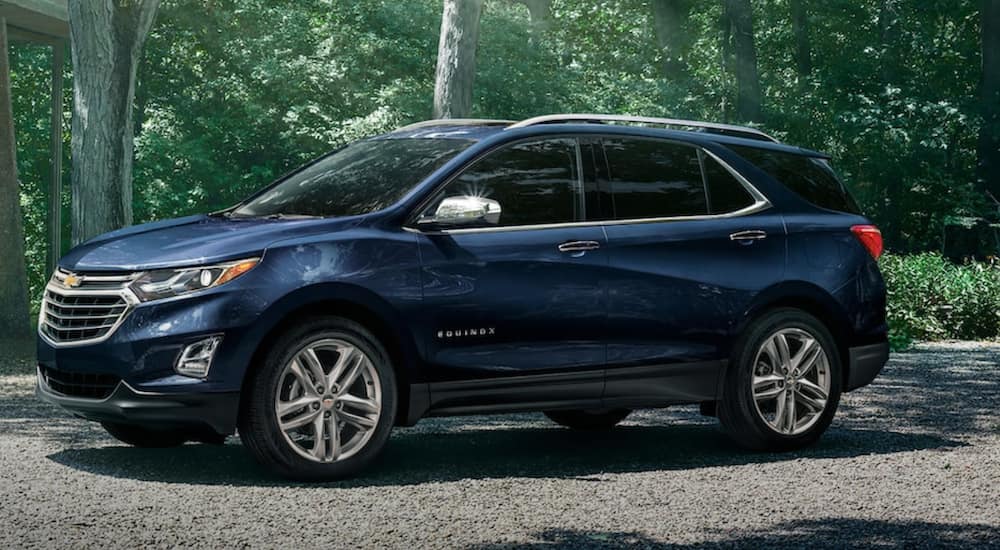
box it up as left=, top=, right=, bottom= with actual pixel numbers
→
left=59, top=214, right=361, bottom=272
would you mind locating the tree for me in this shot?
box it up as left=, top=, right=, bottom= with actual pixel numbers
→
left=433, top=0, right=484, bottom=119
left=514, top=0, right=551, bottom=32
left=724, top=0, right=763, bottom=122
left=878, top=0, right=902, bottom=86
left=0, top=19, right=32, bottom=343
left=980, top=0, right=1000, bottom=207
left=68, top=0, right=161, bottom=244
left=651, top=0, right=692, bottom=79
left=790, top=0, right=812, bottom=76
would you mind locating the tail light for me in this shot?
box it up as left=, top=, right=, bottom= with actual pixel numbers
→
left=851, top=225, right=883, bottom=259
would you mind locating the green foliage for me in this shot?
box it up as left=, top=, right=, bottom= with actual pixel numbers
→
left=8, top=0, right=997, bottom=335
left=881, top=253, right=1000, bottom=349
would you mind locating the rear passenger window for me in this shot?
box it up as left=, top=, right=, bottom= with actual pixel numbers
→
left=701, top=153, right=756, bottom=214
left=603, top=138, right=707, bottom=219
left=729, top=145, right=861, bottom=214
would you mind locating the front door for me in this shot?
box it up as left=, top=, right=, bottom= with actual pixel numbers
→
left=412, top=137, right=607, bottom=410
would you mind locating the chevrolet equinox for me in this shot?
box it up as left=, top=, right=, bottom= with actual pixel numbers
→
left=37, top=114, right=890, bottom=480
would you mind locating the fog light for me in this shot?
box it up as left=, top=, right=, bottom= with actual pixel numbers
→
left=176, top=336, right=222, bottom=378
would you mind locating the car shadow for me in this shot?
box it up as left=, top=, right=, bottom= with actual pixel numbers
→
left=45, top=420, right=963, bottom=488
left=464, top=518, right=1000, bottom=549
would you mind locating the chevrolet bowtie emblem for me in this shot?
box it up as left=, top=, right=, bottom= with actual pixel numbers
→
left=63, top=274, right=82, bottom=288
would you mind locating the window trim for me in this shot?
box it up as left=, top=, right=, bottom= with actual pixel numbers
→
left=404, top=136, right=771, bottom=235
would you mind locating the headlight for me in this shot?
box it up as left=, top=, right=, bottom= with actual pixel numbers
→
left=129, top=258, right=260, bottom=302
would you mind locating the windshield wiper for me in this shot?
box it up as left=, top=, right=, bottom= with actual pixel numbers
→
left=262, top=213, right=323, bottom=220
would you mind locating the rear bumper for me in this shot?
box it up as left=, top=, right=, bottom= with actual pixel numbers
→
left=845, top=341, right=890, bottom=391
left=36, top=367, right=239, bottom=435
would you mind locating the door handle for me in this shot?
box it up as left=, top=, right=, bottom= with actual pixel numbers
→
left=558, top=240, right=601, bottom=253
left=729, top=230, right=767, bottom=242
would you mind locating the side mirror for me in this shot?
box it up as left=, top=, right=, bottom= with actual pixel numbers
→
left=419, top=195, right=502, bottom=228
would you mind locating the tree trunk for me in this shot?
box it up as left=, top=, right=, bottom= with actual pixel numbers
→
left=68, top=0, right=160, bottom=244
left=878, top=0, right=901, bottom=86
left=724, top=0, right=763, bottom=122
left=651, top=0, right=691, bottom=79
left=981, top=0, right=1000, bottom=207
left=790, top=0, right=812, bottom=76
left=516, top=0, right=551, bottom=32
left=433, top=0, right=483, bottom=119
left=0, top=19, right=32, bottom=342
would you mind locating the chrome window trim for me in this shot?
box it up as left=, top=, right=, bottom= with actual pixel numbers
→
left=404, top=137, right=772, bottom=236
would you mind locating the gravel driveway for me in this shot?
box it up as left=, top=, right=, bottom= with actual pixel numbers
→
left=1, top=342, right=998, bottom=549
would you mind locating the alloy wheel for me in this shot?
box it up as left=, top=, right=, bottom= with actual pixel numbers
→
left=274, top=338, right=382, bottom=463
left=750, top=327, right=831, bottom=436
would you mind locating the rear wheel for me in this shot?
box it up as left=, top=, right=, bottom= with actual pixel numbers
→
left=718, top=308, right=842, bottom=451
left=239, top=317, right=397, bottom=481
left=544, top=409, right=631, bottom=431
left=101, top=422, right=188, bottom=448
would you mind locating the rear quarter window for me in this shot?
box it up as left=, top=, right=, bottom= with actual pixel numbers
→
left=729, top=145, right=861, bottom=214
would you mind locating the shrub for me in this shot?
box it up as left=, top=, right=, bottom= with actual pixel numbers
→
left=880, top=253, right=1000, bottom=349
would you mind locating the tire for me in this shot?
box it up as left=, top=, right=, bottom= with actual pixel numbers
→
left=718, top=308, right=842, bottom=452
left=101, top=422, right=188, bottom=448
left=239, top=316, right=397, bottom=481
left=544, top=409, right=631, bottom=430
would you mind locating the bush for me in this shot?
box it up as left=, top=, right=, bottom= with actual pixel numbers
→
left=880, top=253, right=1000, bottom=349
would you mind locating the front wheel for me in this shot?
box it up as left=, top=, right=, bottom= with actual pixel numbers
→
left=239, top=317, right=397, bottom=481
left=718, top=308, right=842, bottom=452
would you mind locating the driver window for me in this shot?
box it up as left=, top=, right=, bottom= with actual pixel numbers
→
left=422, top=138, right=583, bottom=227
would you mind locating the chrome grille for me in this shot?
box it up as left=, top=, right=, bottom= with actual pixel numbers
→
left=39, top=269, right=138, bottom=346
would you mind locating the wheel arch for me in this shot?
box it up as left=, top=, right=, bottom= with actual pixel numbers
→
left=734, top=281, right=854, bottom=387
left=238, top=282, right=423, bottom=426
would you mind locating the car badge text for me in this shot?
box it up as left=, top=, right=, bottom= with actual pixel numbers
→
left=437, top=327, right=496, bottom=339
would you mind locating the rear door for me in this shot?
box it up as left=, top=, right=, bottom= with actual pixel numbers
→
left=412, top=137, right=608, bottom=409
left=597, top=136, right=787, bottom=405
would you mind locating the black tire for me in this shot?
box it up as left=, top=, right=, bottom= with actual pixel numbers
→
left=238, top=316, right=397, bottom=481
left=101, top=422, right=188, bottom=448
left=718, top=308, right=842, bottom=452
left=544, top=409, right=631, bottom=430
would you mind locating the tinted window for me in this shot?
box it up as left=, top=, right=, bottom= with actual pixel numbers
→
left=425, top=138, right=582, bottom=227
left=233, top=138, right=471, bottom=218
left=603, top=138, right=707, bottom=219
left=729, top=145, right=861, bottom=214
left=702, top=153, right=756, bottom=214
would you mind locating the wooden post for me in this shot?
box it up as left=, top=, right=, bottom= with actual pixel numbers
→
left=0, top=16, right=33, bottom=342
left=48, top=40, right=63, bottom=273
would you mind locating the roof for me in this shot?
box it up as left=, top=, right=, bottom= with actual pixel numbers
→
left=0, top=0, right=68, bottom=42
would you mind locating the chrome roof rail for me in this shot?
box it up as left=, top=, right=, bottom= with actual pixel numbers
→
left=507, top=113, right=779, bottom=143
left=394, top=118, right=515, bottom=132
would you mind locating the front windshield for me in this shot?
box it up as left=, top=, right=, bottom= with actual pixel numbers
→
left=232, top=138, right=473, bottom=218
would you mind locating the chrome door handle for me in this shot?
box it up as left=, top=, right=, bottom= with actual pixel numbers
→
left=558, top=240, right=601, bottom=253
left=729, top=230, right=767, bottom=241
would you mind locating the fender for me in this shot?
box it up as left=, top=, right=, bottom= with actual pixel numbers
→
left=734, top=279, right=853, bottom=348
left=231, top=282, right=425, bottom=384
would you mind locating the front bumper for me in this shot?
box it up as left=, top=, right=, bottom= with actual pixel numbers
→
left=845, top=341, right=890, bottom=391
left=36, top=367, right=240, bottom=434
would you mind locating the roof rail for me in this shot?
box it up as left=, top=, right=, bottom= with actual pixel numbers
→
left=507, top=113, right=778, bottom=143
left=394, top=118, right=515, bottom=132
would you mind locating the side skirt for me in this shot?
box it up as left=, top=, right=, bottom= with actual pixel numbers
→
left=404, top=360, right=726, bottom=422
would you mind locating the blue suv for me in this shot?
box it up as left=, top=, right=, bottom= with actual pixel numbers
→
left=37, top=114, right=889, bottom=480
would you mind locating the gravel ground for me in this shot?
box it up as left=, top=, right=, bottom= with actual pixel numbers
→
left=1, top=341, right=998, bottom=549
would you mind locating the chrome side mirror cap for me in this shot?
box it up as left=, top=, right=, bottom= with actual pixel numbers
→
left=420, top=195, right=502, bottom=228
